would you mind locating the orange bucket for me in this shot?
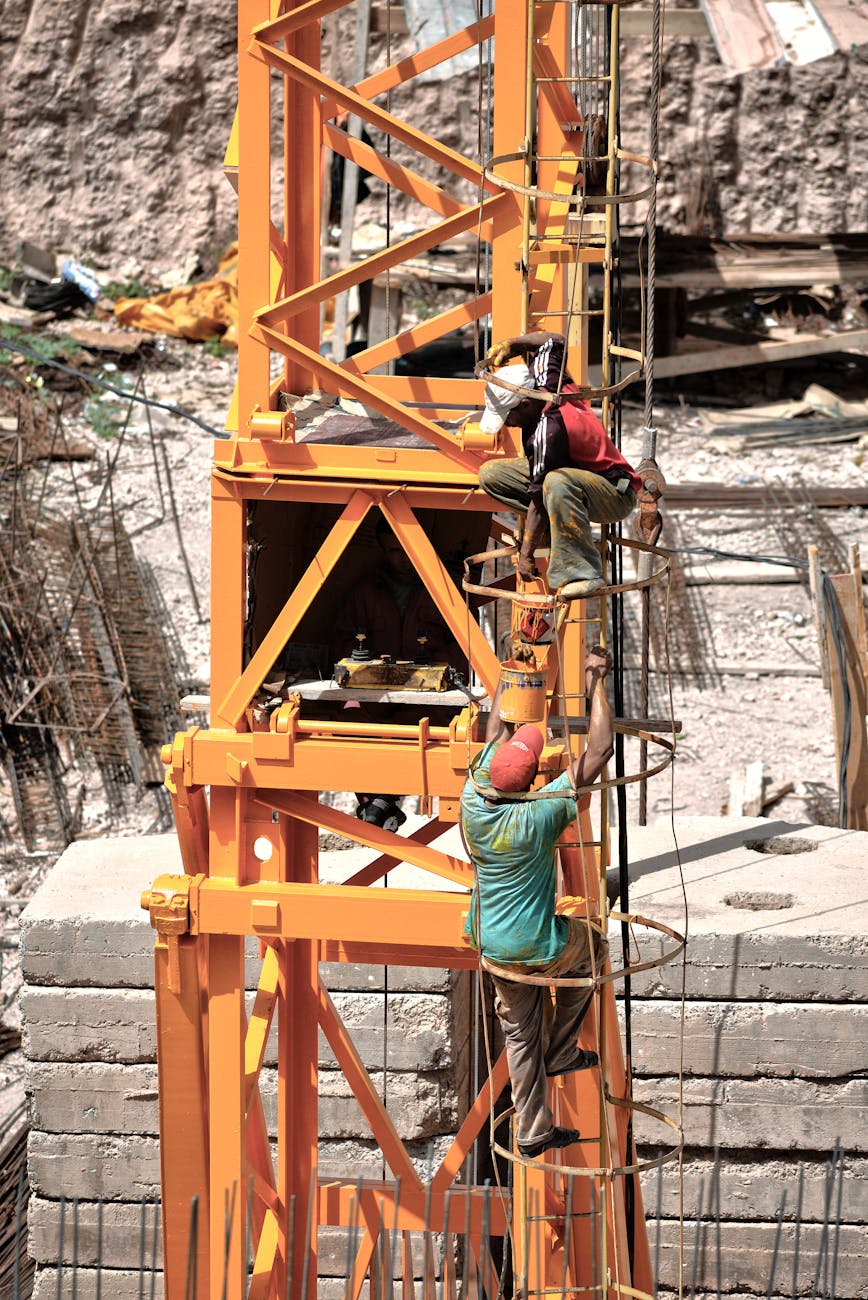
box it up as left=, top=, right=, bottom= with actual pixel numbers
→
left=498, top=659, right=547, bottom=723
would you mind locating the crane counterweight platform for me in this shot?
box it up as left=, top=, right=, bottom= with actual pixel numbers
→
left=143, top=1, right=683, bottom=1295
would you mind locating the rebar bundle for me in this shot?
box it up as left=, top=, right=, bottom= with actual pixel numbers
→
left=0, top=415, right=187, bottom=847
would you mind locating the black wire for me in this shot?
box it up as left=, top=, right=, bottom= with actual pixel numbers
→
left=0, top=336, right=230, bottom=438
left=667, top=544, right=808, bottom=571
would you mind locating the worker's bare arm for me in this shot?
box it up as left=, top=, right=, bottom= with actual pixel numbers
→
left=485, top=675, right=512, bottom=746
left=569, top=646, right=614, bottom=789
left=476, top=331, right=566, bottom=373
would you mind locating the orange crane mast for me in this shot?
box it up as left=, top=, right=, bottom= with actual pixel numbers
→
left=142, top=1, right=681, bottom=1296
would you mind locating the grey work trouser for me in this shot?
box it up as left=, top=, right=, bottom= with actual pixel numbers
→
left=490, top=919, right=608, bottom=1148
left=479, top=459, right=636, bottom=589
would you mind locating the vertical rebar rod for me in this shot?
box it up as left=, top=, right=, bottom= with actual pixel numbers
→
left=766, top=1189, right=787, bottom=1300
left=56, top=1196, right=66, bottom=1300
left=96, top=1196, right=104, bottom=1300
left=689, top=1178, right=704, bottom=1298
left=72, top=1197, right=79, bottom=1300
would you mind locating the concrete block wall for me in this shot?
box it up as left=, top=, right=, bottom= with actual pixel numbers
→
left=20, top=816, right=868, bottom=1297
left=625, top=817, right=868, bottom=1297
left=20, top=833, right=474, bottom=1298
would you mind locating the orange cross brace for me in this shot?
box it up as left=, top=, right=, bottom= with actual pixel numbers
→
left=214, top=490, right=373, bottom=728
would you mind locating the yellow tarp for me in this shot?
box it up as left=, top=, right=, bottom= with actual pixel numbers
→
left=114, top=244, right=239, bottom=346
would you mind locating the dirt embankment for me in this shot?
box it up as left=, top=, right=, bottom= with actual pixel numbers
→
left=2, top=5, right=866, bottom=278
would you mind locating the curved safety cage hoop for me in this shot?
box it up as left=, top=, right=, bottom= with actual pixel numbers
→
left=483, top=149, right=656, bottom=208
left=480, top=911, right=685, bottom=989
left=490, top=1095, right=684, bottom=1179
left=463, top=535, right=671, bottom=607
left=475, top=362, right=644, bottom=404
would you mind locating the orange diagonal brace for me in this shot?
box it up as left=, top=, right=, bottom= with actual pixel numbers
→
left=533, top=41, right=584, bottom=131
left=352, top=13, right=496, bottom=102
left=255, top=326, right=480, bottom=469
left=257, top=195, right=508, bottom=329
left=318, top=982, right=424, bottom=1193
left=431, top=1052, right=510, bottom=1192
left=214, top=491, right=373, bottom=728
left=343, top=293, right=494, bottom=378
left=244, top=943, right=279, bottom=1114
left=380, top=496, right=501, bottom=697
left=323, top=123, right=467, bottom=221
left=260, top=791, right=472, bottom=887
left=246, top=1205, right=279, bottom=1300
left=252, top=0, right=352, bottom=42
left=252, top=42, right=490, bottom=190
left=343, top=818, right=451, bottom=887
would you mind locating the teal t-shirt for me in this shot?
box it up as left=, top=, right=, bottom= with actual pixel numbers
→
left=460, top=741, right=576, bottom=966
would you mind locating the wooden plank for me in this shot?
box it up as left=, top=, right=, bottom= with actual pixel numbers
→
left=701, top=0, right=783, bottom=70
left=728, top=769, right=746, bottom=818
left=825, top=571, right=868, bottom=831
left=742, top=760, right=765, bottom=818
left=648, top=328, right=868, bottom=379
left=665, top=483, right=868, bottom=509
left=814, top=0, right=868, bottom=50
left=808, top=545, right=831, bottom=691
left=621, top=7, right=709, bottom=37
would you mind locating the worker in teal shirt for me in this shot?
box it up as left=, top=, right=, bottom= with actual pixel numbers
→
left=460, top=646, right=613, bottom=1159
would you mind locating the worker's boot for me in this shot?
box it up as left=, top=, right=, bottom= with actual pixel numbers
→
left=356, top=794, right=407, bottom=832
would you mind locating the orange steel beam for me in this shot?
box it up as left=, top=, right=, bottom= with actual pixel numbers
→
left=257, top=195, right=509, bottom=329
left=430, top=1051, right=511, bottom=1192
left=256, top=324, right=479, bottom=459
left=279, top=813, right=319, bottom=1298
left=193, top=876, right=472, bottom=953
left=171, top=732, right=484, bottom=797
left=319, top=939, right=479, bottom=969
left=342, top=817, right=452, bottom=887
left=380, top=494, right=501, bottom=697
left=244, top=943, right=279, bottom=1113
left=319, top=984, right=424, bottom=1191
left=351, top=12, right=496, bottom=101
left=322, top=123, right=468, bottom=220
left=253, top=42, right=494, bottom=190
left=260, top=791, right=473, bottom=886
left=318, top=1180, right=508, bottom=1236
left=215, top=489, right=373, bottom=727
left=342, top=293, right=494, bottom=377
left=154, top=933, right=210, bottom=1297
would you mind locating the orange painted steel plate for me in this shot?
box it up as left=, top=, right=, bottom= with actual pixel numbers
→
left=318, top=1179, right=508, bottom=1235
left=192, top=877, right=473, bottom=953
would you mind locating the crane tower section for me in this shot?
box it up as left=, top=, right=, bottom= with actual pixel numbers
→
left=145, top=1, right=681, bottom=1297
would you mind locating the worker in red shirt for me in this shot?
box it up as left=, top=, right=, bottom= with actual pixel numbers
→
left=476, top=332, right=640, bottom=599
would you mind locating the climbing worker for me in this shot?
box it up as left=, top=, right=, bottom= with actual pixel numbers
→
left=474, top=331, right=641, bottom=600
left=460, top=645, right=613, bottom=1159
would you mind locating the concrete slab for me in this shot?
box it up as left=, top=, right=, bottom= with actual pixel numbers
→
left=26, top=1131, right=453, bottom=1202
left=630, top=1000, right=868, bottom=1078
left=21, top=986, right=466, bottom=1072
left=26, top=1062, right=462, bottom=1142
left=654, top=1220, right=866, bottom=1296
left=621, top=816, right=868, bottom=1001
left=634, top=1077, right=867, bottom=1153
left=638, top=1154, right=868, bottom=1224
left=27, top=1202, right=866, bottom=1295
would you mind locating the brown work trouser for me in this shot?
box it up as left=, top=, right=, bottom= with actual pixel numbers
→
left=490, top=919, right=607, bottom=1148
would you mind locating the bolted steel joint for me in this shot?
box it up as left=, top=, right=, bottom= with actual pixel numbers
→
left=141, top=874, right=194, bottom=994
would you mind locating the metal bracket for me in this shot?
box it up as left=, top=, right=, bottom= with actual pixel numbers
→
left=141, top=874, right=195, bottom=994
